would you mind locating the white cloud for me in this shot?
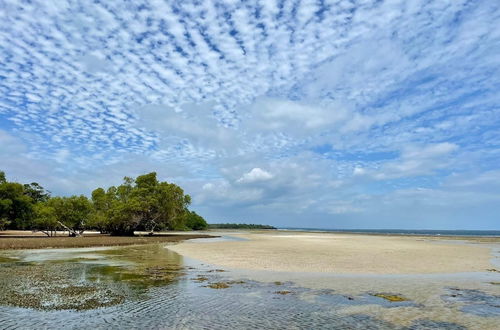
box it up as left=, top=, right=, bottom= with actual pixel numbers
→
left=248, top=98, right=349, bottom=130
left=354, top=143, right=460, bottom=180
left=0, top=1, right=499, bottom=229
left=237, top=168, right=273, bottom=184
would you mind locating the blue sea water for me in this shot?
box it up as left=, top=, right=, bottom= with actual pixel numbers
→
left=278, top=228, right=500, bottom=237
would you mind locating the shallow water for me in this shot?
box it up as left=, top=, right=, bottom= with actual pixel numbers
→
left=0, top=244, right=499, bottom=329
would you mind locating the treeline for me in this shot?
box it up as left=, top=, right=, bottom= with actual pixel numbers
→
left=0, top=171, right=207, bottom=236
left=208, top=223, right=276, bottom=230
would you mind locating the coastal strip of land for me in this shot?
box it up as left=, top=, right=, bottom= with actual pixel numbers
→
left=0, top=231, right=215, bottom=250
left=168, top=231, right=500, bottom=274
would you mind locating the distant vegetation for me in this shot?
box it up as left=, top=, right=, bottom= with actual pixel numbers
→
left=0, top=171, right=208, bottom=236
left=208, top=223, right=276, bottom=230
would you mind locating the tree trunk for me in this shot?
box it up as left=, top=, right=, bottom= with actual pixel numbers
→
left=56, top=221, right=81, bottom=237
left=109, top=229, right=136, bottom=236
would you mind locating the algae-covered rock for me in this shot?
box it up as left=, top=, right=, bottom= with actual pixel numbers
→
left=275, top=290, right=292, bottom=295
left=371, top=293, right=409, bottom=302
left=206, top=282, right=230, bottom=289
left=192, top=276, right=209, bottom=282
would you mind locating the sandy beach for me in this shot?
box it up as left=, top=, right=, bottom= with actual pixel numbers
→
left=168, top=231, right=500, bottom=274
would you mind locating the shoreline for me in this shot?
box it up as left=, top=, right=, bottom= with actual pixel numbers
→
left=0, top=231, right=216, bottom=250
left=204, top=228, right=500, bottom=245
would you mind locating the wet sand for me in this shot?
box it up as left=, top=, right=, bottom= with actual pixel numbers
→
left=168, top=231, right=500, bottom=274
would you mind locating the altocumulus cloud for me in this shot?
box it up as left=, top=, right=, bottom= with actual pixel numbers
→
left=0, top=0, right=499, bottom=229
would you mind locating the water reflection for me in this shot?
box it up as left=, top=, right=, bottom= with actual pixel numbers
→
left=0, top=244, right=185, bottom=311
left=0, top=245, right=499, bottom=329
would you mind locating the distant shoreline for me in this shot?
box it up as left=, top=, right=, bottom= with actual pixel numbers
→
left=277, top=228, right=500, bottom=237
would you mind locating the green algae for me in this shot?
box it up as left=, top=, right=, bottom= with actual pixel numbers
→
left=371, top=293, right=409, bottom=302
left=0, top=255, right=18, bottom=263
left=0, top=244, right=186, bottom=311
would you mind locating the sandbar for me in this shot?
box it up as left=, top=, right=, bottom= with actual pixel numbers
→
left=168, top=231, right=499, bottom=274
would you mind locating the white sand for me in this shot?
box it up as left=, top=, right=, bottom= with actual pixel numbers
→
left=168, top=231, right=498, bottom=274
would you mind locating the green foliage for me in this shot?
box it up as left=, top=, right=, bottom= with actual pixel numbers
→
left=208, top=223, right=276, bottom=229
left=87, top=188, right=109, bottom=233
left=91, top=172, right=199, bottom=235
left=0, top=170, right=207, bottom=236
left=184, top=211, right=208, bottom=230
left=0, top=179, right=34, bottom=229
left=33, top=203, right=59, bottom=236
left=46, top=196, right=93, bottom=234
left=0, top=172, right=51, bottom=230
left=23, top=182, right=50, bottom=203
left=0, top=218, right=10, bottom=231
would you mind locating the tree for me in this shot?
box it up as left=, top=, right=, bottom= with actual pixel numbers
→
left=91, top=172, right=193, bottom=235
left=88, top=188, right=110, bottom=233
left=0, top=215, right=9, bottom=231
left=0, top=178, right=34, bottom=229
left=0, top=172, right=50, bottom=230
left=46, top=196, right=93, bottom=236
left=33, top=203, right=59, bottom=236
left=184, top=211, right=208, bottom=230
left=132, top=173, right=192, bottom=233
left=23, top=182, right=50, bottom=203
left=0, top=170, right=206, bottom=236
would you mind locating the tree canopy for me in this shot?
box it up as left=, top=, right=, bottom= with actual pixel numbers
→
left=0, top=171, right=207, bottom=235
left=0, top=171, right=47, bottom=230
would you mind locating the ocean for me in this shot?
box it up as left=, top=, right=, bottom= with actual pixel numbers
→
left=278, top=228, right=500, bottom=237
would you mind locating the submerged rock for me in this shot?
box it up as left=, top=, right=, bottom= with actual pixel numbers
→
left=442, top=287, right=500, bottom=317
left=192, top=276, right=209, bottom=282
left=275, top=290, right=292, bottom=295
left=406, top=319, right=467, bottom=330
left=206, top=282, right=231, bottom=289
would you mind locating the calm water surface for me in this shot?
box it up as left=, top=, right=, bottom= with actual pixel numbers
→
left=0, top=243, right=499, bottom=329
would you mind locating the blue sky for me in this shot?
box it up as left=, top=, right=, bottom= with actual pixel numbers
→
left=0, top=0, right=499, bottom=229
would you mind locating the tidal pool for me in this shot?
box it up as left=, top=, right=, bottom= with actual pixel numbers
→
left=0, top=244, right=499, bottom=329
